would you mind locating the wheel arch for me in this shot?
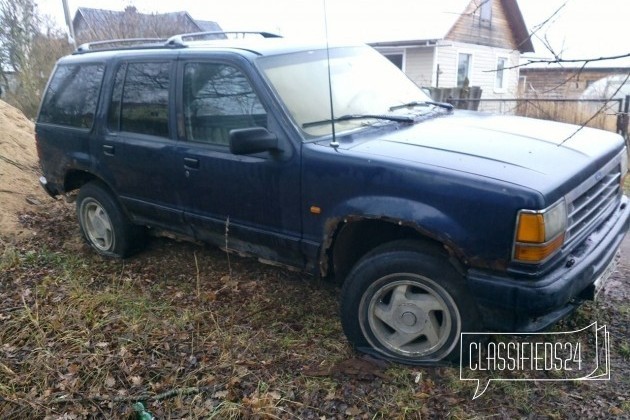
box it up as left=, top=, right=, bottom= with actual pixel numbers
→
left=64, top=170, right=104, bottom=193
left=321, top=216, right=466, bottom=282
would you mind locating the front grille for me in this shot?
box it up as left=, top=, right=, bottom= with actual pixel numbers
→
left=565, top=158, right=622, bottom=245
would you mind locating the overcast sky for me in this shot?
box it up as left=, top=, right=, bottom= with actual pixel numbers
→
left=37, top=0, right=629, bottom=60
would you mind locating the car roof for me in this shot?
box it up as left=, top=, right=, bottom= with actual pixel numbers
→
left=58, top=34, right=363, bottom=65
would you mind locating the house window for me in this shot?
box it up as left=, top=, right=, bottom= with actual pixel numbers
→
left=495, top=57, right=507, bottom=90
left=457, top=53, right=472, bottom=87
left=384, top=53, right=404, bottom=70
left=480, top=0, right=492, bottom=25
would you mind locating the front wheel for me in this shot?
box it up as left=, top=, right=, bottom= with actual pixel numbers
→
left=340, top=241, right=479, bottom=364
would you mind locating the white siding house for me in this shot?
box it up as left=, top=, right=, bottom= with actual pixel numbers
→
left=368, top=0, right=533, bottom=102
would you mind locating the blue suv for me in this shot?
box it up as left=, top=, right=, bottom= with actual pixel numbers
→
left=36, top=32, right=630, bottom=363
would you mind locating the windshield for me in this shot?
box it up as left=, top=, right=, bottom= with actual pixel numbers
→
left=257, top=46, right=434, bottom=138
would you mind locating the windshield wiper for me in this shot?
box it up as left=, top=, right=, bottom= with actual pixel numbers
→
left=389, top=100, right=453, bottom=112
left=302, top=114, right=414, bottom=129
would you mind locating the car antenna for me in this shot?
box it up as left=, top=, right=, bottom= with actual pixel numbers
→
left=323, top=0, right=339, bottom=149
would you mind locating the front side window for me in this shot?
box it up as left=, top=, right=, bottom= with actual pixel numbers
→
left=183, top=63, right=266, bottom=146
left=457, top=53, right=472, bottom=87
left=495, top=57, right=507, bottom=90
left=108, top=61, right=170, bottom=137
left=38, top=64, right=104, bottom=128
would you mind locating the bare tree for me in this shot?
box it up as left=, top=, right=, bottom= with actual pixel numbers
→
left=0, top=0, right=37, bottom=75
left=0, top=0, right=71, bottom=117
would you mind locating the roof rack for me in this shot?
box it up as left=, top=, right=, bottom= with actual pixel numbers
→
left=166, top=31, right=282, bottom=47
left=73, top=31, right=283, bottom=54
left=75, top=38, right=170, bottom=54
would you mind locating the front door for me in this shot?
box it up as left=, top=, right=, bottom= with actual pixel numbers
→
left=176, top=59, right=303, bottom=267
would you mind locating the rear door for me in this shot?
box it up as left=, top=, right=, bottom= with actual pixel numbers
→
left=175, top=57, right=303, bottom=267
left=94, top=58, right=189, bottom=232
left=37, top=62, right=105, bottom=190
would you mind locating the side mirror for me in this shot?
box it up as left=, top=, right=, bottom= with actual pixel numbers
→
left=229, top=127, right=278, bottom=155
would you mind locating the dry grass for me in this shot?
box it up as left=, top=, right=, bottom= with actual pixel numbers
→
left=1, top=202, right=629, bottom=418
left=479, top=99, right=620, bottom=132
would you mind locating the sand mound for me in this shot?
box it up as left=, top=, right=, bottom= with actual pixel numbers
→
left=0, top=100, right=52, bottom=237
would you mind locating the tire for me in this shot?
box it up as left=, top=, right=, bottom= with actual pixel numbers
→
left=76, top=181, right=145, bottom=258
left=340, top=240, right=480, bottom=364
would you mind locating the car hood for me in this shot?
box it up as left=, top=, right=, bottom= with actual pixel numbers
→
left=345, top=112, right=625, bottom=198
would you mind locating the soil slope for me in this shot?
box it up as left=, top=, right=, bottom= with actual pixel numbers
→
left=0, top=100, right=51, bottom=237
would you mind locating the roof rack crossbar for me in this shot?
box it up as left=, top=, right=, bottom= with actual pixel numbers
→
left=166, top=31, right=282, bottom=47
left=75, top=38, right=169, bottom=53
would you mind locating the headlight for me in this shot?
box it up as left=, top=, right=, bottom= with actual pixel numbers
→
left=513, top=199, right=567, bottom=263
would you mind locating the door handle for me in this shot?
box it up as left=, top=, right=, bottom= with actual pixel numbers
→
left=184, top=157, right=200, bottom=169
left=103, top=144, right=115, bottom=156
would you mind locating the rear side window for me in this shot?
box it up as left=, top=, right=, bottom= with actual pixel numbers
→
left=38, top=64, right=104, bottom=129
left=108, top=62, right=170, bottom=137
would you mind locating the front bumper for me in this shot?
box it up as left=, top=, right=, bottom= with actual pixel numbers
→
left=467, top=195, right=629, bottom=332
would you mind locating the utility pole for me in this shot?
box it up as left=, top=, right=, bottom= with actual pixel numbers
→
left=62, top=0, right=77, bottom=49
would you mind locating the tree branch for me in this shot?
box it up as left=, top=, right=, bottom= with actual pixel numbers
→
left=557, top=71, right=630, bottom=147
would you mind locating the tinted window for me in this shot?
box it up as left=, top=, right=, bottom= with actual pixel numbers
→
left=110, top=62, right=170, bottom=137
left=38, top=64, right=104, bottom=128
left=183, top=63, right=266, bottom=146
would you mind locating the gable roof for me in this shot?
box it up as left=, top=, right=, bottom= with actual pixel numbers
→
left=361, top=0, right=470, bottom=43
left=73, top=7, right=223, bottom=41
left=364, top=0, right=533, bottom=53
left=194, top=20, right=223, bottom=33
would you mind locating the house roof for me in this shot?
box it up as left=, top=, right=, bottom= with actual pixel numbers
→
left=364, top=0, right=533, bottom=53
left=73, top=7, right=223, bottom=40
left=361, top=0, right=470, bottom=43
left=194, top=20, right=223, bottom=33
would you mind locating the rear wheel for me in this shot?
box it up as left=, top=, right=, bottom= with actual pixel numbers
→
left=76, top=182, right=145, bottom=258
left=341, top=240, right=479, bottom=363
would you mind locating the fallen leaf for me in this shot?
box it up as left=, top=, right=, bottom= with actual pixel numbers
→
left=610, top=407, right=623, bottom=416
left=213, top=390, right=228, bottom=399
left=345, top=406, right=362, bottom=416
left=331, top=357, right=388, bottom=379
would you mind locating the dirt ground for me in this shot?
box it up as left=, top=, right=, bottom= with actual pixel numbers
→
left=0, top=100, right=52, bottom=237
